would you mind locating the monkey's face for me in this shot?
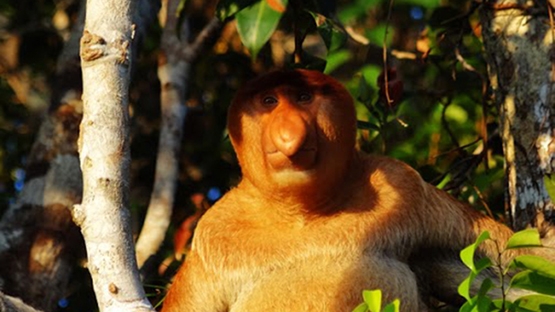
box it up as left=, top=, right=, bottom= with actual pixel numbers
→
left=228, top=69, right=357, bottom=197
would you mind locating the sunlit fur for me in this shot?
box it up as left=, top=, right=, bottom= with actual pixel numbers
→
left=162, top=69, right=555, bottom=312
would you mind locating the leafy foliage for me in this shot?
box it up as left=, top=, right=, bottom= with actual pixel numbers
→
left=459, top=230, right=555, bottom=312
left=216, top=0, right=259, bottom=20
left=235, top=0, right=288, bottom=59
left=353, top=289, right=400, bottom=312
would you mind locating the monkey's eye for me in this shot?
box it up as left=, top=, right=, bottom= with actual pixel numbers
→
left=262, top=96, right=278, bottom=106
left=297, top=92, right=312, bottom=103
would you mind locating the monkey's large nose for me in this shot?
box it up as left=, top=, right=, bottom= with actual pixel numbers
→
left=270, top=111, right=307, bottom=157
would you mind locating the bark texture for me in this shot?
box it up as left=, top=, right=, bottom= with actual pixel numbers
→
left=480, top=1, right=555, bottom=230
left=76, top=0, right=153, bottom=310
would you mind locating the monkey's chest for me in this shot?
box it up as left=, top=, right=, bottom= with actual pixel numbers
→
left=220, top=232, right=420, bottom=312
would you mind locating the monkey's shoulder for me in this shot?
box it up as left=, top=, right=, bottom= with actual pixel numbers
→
left=363, top=154, right=423, bottom=181
left=359, top=154, right=428, bottom=203
left=190, top=188, right=265, bottom=242
left=192, top=190, right=243, bottom=227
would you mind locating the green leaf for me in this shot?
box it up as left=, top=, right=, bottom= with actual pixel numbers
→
left=352, top=303, right=369, bottom=312
left=382, top=299, right=400, bottom=312
left=357, top=120, right=380, bottom=131
left=311, top=12, right=347, bottom=52
left=506, top=229, right=542, bottom=249
left=365, top=24, right=390, bottom=46
left=510, top=271, right=555, bottom=295
left=477, top=278, right=494, bottom=297
left=362, top=289, right=382, bottom=312
left=475, top=294, right=493, bottom=312
left=296, top=51, right=326, bottom=72
left=458, top=232, right=494, bottom=303
left=458, top=271, right=476, bottom=301
left=459, top=297, right=477, bottom=312
left=357, top=74, right=374, bottom=104
left=513, top=294, right=555, bottom=312
left=357, top=65, right=381, bottom=112
left=474, top=279, right=495, bottom=311
left=475, top=257, right=493, bottom=272
left=460, top=231, right=490, bottom=271
left=444, top=104, right=468, bottom=124
left=216, top=0, right=258, bottom=20
left=492, top=298, right=513, bottom=311
left=460, top=245, right=474, bottom=271
left=324, top=50, right=351, bottom=74
left=513, top=255, right=555, bottom=278
left=236, top=0, right=288, bottom=60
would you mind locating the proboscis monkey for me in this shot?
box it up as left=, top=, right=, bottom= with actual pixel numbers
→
left=162, top=69, right=554, bottom=312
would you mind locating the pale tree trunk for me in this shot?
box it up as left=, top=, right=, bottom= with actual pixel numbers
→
left=480, top=1, right=555, bottom=231
left=135, top=0, right=222, bottom=268
left=0, top=2, right=86, bottom=311
left=75, top=0, right=153, bottom=310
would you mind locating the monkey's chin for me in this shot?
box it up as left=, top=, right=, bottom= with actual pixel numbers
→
left=272, top=169, right=317, bottom=186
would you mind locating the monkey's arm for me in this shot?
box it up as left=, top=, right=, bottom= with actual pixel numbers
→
left=413, top=182, right=555, bottom=306
left=161, top=250, right=227, bottom=312
left=421, top=184, right=514, bottom=257
left=369, top=157, right=513, bottom=256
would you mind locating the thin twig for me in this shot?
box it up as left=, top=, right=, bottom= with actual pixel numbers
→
left=182, top=17, right=223, bottom=62
left=472, top=184, right=494, bottom=219
left=454, top=47, right=490, bottom=169
left=382, top=0, right=395, bottom=106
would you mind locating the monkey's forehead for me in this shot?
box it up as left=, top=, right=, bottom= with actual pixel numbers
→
left=237, top=69, right=347, bottom=97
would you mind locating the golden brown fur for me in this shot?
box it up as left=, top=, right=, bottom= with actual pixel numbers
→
left=162, top=69, right=551, bottom=312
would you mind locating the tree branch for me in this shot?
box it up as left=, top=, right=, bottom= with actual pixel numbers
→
left=76, top=0, right=154, bottom=310
left=135, top=0, right=223, bottom=270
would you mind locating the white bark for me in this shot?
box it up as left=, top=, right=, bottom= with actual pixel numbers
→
left=76, top=0, right=153, bottom=310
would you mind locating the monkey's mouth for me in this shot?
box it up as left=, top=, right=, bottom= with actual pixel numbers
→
left=266, top=147, right=317, bottom=171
